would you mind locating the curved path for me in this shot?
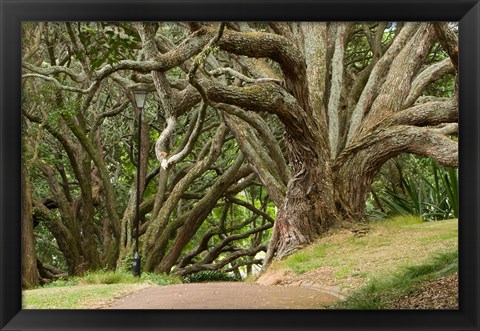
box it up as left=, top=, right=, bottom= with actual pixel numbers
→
left=104, top=282, right=339, bottom=309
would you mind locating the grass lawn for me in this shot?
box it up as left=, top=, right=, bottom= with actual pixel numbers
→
left=23, top=283, right=151, bottom=309
left=274, top=216, right=458, bottom=294
left=23, top=271, right=181, bottom=309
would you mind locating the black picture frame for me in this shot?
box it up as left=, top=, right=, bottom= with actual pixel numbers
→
left=1, top=0, right=479, bottom=330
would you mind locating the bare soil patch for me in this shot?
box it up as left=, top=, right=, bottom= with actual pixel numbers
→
left=385, top=274, right=458, bottom=309
left=267, top=267, right=354, bottom=299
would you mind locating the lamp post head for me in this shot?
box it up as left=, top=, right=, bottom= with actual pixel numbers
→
left=132, top=91, right=148, bottom=109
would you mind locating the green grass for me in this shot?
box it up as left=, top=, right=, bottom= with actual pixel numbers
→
left=280, top=216, right=457, bottom=279
left=262, top=215, right=459, bottom=309
left=419, top=230, right=458, bottom=244
left=336, top=250, right=458, bottom=309
left=380, top=215, right=424, bottom=227
left=23, top=270, right=182, bottom=309
left=42, top=270, right=181, bottom=288
left=335, top=263, right=354, bottom=280
left=23, top=284, right=144, bottom=309
left=283, top=243, right=330, bottom=274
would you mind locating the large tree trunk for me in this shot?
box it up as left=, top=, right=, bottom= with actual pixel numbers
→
left=77, top=153, right=101, bottom=271
left=264, top=131, right=338, bottom=262
left=22, top=161, right=39, bottom=288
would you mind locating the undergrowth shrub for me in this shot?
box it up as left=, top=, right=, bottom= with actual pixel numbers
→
left=39, top=270, right=181, bottom=288
left=183, top=270, right=240, bottom=283
left=380, top=159, right=458, bottom=221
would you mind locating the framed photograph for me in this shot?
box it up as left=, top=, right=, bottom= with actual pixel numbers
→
left=1, top=0, right=479, bottom=330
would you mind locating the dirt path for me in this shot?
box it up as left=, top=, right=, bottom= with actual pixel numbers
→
left=104, top=282, right=339, bottom=309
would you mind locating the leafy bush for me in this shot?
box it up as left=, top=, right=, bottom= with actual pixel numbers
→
left=140, top=272, right=182, bottom=286
left=78, top=271, right=135, bottom=285
left=41, top=277, right=79, bottom=288
left=183, top=270, right=240, bottom=283
left=380, top=159, right=458, bottom=221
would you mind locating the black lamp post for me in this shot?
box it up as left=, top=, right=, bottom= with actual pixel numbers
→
left=132, top=90, right=147, bottom=277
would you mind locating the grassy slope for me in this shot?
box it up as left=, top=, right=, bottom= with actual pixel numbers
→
left=272, top=216, right=458, bottom=305
left=338, top=250, right=457, bottom=309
